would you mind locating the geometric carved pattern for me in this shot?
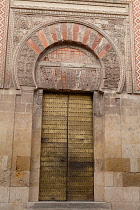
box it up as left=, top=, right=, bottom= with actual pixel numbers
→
left=0, top=0, right=7, bottom=88
left=132, top=0, right=140, bottom=90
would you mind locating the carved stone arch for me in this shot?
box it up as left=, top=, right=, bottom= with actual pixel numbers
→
left=13, top=19, right=124, bottom=93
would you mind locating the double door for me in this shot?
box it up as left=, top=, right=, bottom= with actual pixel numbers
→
left=39, top=92, right=94, bottom=201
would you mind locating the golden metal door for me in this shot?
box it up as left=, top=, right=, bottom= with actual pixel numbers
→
left=39, top=92, right=93, bottom=201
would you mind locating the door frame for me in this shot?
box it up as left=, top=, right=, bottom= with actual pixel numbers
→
left=29, top=89, right=105, bottom=202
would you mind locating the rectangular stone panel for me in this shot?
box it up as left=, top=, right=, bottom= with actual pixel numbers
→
left=123, top=172, right=140, bottom=187
left=104, top=158, right=130, bottom=172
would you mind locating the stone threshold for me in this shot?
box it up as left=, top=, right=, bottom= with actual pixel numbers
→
left=25, top=201, right=112, bottom=210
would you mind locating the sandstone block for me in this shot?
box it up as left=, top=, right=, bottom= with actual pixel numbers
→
left=0, top=170, right=10, bottom=187
left=94, top=172, right=104, bottom=186
left=104, top=172, right=113, bottom=187
left=29, top=187, right=39, bottom=202
left=10, top=171, right=30, bottom=187
left=16, top=156, right=30, bottom=171
left=132, top=187, right=140, bottom=202
left=0, top=203, right=23, bottom=210
left=123, top=187, right=132, bottom=202
left=0, top=187, right=9, bottom=202
left=94, top=186, right=104, bottom=202
left=0, top=156, right=8, bottom=170
left=104, top=158, right=130, bottom=172
left=9, top=187, right=29, bottom=202
left=113, top=172, right=123, bottom=187
left=123, top=172, right=140, bottom=187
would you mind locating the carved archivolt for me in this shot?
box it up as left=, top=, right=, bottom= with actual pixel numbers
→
left=13, top=19, right=124, bottom=93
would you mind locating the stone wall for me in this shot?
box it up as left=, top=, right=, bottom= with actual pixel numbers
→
left=1, top=90, right=140, bottom=210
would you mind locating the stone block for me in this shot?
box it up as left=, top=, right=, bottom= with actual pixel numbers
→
left=121, top=98, right=132, bottom=106
left=26, top=104, right=33, bottom=113
left=14, top=128, right=32, bottom=143
left=105, top=131, right=121, bottom=144
left=105, top=187, right=123, bottom=202
left=29, top=187, right=39, bottom=202
left=15, top=103, right=26, bottom=112
left=104, top=144, right=122, bottom=158
left=0, top=156, right=8, bottom=170
left=104, top=172, right=113, bottom=187
left=105, top=116, right=120, bottom=132
left=25, top=201, right=112, bottom=209
left=114, top=187, right=123, bottom=202
left=104, top=158, right=130, bottom=172
left=115, top=202, right=133, bottom=210
left=94, top=144, right=104, bottom=158
left=0, top=102, right=15, bottom=112
left=15, top=113, right=32, bottom=129
left=0, top=187, right=9, bottom=202
left=94, top=186, right=104, bottom=202
left=123, top=187, right=132, bottom=202
left=30, top=157, right=40, bottom=170
left=0, top=170, right=10, bottom=187
left=16, top=156, right=30, bottom=171
left=0, top=94, right=15, bottom=102
left=32, top=114, right=42, bottom=130
left=9, top=187, right=29, bottom=202
left=104, top=187, right=115, bottom=202
left=22, top=93, right=33, bottom=103
left=122, top=144, right=140, bottom=158
left=13, top=142, right=31, bottom=156
left=130, top=158, right=138, bottom=172
left=132, top=187, right=140, bottom=202
left=10, top=171, right=30, bottom=187
left=126, top=106, right=139, bottom=116
left=94, top=172, right=104, bottom=186
left=30, top=170, right=40, bottom=187
left=123, top=172, right=140, bottom=187
left=105, top=106, right=120, bottom=115
left=32, top=131, right=41, bottom=144
left=31, top=143, right=41, bottom=158
left=94, top=158, right=104, bottom=172
left=0, top=142, right=12, bottom=156
left=113, top=172, right=123, bottom=187
left=0, top=203, right=23, bottom=210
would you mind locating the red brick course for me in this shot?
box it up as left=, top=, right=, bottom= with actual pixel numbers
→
left=37, top=30, right=49, bottom=48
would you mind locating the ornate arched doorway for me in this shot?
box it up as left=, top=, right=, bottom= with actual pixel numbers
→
left=13, top=20, right=123, bottom=202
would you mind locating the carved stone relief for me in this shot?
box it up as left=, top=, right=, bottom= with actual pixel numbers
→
left=12, top=20, right=123, bottom=92
left=4, top=3, right=132, bottom=92
left=36, top=45, right=101, bottom=91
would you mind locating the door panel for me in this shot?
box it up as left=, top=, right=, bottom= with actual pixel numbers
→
left=67, top=94, right=93, bottom=201
left=39, top=93, right=68, bottom=201
left=39, top=92, right=93, bottom=201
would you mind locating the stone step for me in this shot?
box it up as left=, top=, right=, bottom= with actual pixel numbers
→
left=25, top=202, right=112, bottom=210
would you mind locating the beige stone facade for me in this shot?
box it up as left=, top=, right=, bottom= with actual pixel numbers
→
left=0, top=0, right=140, bottom=210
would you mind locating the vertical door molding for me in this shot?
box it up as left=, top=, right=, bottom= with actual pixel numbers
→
left=93, top=91, right=105, bottom=201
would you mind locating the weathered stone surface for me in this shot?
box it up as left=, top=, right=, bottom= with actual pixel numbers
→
left=25, top=202, right=112, bottom=210
left=123, top=173, right=140, bottom=187
left=104, top=158, right=130, bottom=172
